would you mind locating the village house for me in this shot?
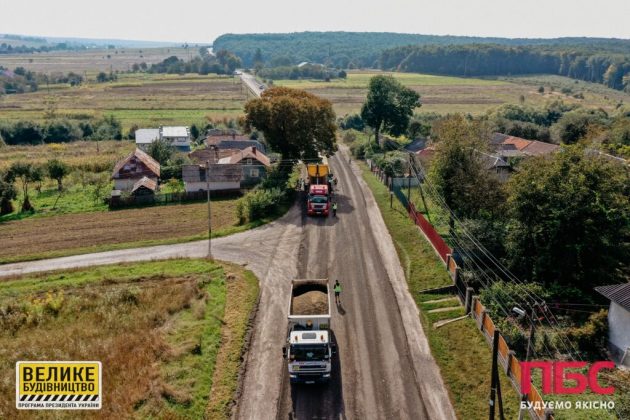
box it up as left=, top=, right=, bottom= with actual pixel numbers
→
left=490, top=133, right=559, bottom=159
left=205, top=129, right=267, bottom=153
left=182, top=164, right=242, bottom=193
left=188, top=147, right=241, bottom=165
left=135, top=126, right=191, bottom=151
left=111, top=148, right=160, bottom=191
left=218, top=146, right=272, bottom=186
left=595, top=283, right=630, bottom=367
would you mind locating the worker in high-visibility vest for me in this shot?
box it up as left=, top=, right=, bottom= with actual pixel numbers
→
left=332, top=202, right=338, bottom=217
left=333, top=280, right=342, bottom=305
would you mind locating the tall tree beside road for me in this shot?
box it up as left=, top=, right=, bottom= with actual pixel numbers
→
left=244, top=87, right=337, bottom=160
left=428, top=115, right=505, bottom=222
left=361, top=75, right=420, bottom=145
left=506, top=146, right=630, bottom=290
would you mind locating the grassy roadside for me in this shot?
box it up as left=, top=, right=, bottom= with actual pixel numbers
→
left=360, top=162, right=521, bottom=419
left=0, top=259, right=259, bottom=419
left=206, top=265, right=259, bottom=419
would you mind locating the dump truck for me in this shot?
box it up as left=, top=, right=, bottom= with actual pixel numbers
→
left=283, top=279, right=335, bottom=384
left=306, top=163, right=331, bottom=216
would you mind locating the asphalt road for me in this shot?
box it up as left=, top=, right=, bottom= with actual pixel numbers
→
left=239, top=71, right=264, bottom=97
left=0, top=149, right=455, bottom=420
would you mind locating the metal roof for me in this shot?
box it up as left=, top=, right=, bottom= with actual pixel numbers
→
left=595, top=283, right=630, bottom=312
left=135, top=128, right=160, bottom=144
left=161, top=126, right=189, bottom=138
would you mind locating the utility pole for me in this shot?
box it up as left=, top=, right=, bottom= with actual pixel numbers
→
left=489, top=329, right=505, bottom=420
left=206, top=160, right=212, bottom=258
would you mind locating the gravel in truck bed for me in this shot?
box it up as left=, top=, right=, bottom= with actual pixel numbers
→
left=292, top=290, right=328, bottom=315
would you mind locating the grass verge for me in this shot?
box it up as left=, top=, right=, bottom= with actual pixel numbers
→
left=0, top=259, right=259, bottom=419
left=360, top=162, right=521, bottom=419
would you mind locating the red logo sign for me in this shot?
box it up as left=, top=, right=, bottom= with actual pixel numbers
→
left=521, top=361, right=615, bottom=395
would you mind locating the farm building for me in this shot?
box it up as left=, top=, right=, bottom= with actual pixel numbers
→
left=111, top=148, right=160, bottom=191
left=131, top=176, right=158, bottom=196
left=135, top=126, right=191, bottom=151
left=595, top=283, right=630, bottom=367
left=182, top=164, right=242, bottom=193
left=218, top=146, right=272, bottom=186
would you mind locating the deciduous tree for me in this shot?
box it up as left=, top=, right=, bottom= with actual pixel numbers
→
left=47, top=159, right=69, bottom=191
left=428, top=115, right=505, bottom=223
left=506, top=146, right=630, bottom=289
left=7, top=162, right=37, bottom=212
left=360, top=75, right=420, bottom=145
left=244, top=87, right=337, bottom=160
left=0, top=172, right=16, bottom=216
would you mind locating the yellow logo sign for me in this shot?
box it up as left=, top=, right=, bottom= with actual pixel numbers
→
left=16, top=361, right=102, bottom=410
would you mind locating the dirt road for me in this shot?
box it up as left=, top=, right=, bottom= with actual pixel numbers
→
left=0, top=150, right=455, bottom=420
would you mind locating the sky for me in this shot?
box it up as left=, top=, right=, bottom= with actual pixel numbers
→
left=1, top=0, right=630, bottom=43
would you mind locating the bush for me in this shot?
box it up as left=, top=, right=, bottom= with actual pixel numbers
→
left=239, top=187, right=285, bottom=222
left=564, top=309, right=609, bottom=359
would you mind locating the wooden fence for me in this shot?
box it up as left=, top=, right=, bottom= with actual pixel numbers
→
left=472, top=297, right=553, bottom=420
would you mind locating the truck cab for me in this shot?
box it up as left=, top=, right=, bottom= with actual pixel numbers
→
left=283, top=330, right=334, bottom=383
left=307, top=184, right=330, bottom=216
left=284, top=279, right=335, bottom=384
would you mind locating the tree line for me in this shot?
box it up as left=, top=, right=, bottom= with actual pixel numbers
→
left=0, top=116, right=123, bottom=146
left=380, top=44, right=630, bottom=92
left=140, top=49, right=241, bottom=76
left=213, top=31, right=630, bottom=69
left=257, top=64, right=346, bottom=81
left=0, top=42, right=88, bottom=55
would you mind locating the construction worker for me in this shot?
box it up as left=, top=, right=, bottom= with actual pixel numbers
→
left=333, top=280, right=342, bottom=305
left=332, top=201, right=338, bottom=217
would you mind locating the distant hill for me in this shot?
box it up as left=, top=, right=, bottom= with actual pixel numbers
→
left=1, top=33, right=182, bottom=50
left=212, top=31, right=630, bottom=68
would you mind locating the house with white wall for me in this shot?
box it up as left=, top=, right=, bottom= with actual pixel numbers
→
left=595, top=283, right=630, bottom=367
left=135, top=126, right=191, bottom=152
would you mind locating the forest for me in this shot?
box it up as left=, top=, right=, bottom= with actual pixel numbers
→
left=380, top=44, right=630, bottom=92
left=213, top=31, right=630, bottom=68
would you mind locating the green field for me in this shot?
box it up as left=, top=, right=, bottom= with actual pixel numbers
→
left=274, top=70, right=630, bottom=117
left=0, top=73, right=248, bottom=131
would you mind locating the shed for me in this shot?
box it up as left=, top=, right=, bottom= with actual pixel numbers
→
left=595, top=283, right=630, bottom=366
left=131, top=176, right=158, bottom=196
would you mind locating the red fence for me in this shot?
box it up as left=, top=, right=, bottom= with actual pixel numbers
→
left=407, top=202, right=452, bottom=264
